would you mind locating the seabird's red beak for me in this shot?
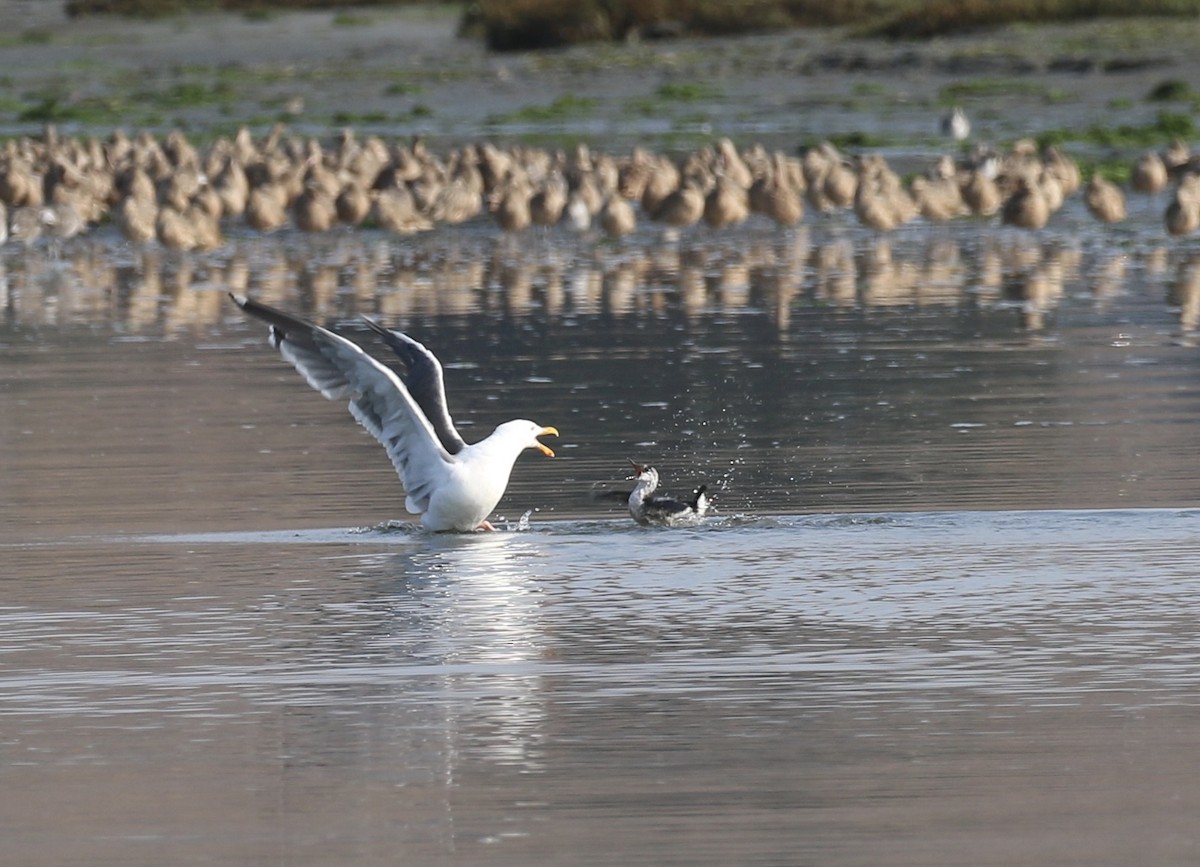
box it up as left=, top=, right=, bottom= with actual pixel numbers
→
left=536, top=426, right=559, bottom=457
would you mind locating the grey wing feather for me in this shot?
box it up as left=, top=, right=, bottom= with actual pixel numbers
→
left=232, top=293, right=354, bottom=399
left=312, top=331, right=451, bottom=513
left=360, top=317, right=467, bottom=454
left=231, top=293, right=452, bottom=511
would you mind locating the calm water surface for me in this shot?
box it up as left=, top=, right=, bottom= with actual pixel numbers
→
left=4, top=220, right=1200, bottom=864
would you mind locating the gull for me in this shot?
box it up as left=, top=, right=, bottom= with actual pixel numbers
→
left=626, top=461, right=709, bottom=527
left=230, top=294, right=558, bottom=532
left=941, top=106, right=970, bottom=143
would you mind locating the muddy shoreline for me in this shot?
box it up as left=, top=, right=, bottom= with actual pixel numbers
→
left=3, top=4, right=1199, bottom=158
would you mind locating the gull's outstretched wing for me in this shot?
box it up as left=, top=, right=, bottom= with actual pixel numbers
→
left=360, top=317, right=467, bottom=455
left=229, top=293, right=352, bottom=399
left=230, top=293, right=452, bottom=514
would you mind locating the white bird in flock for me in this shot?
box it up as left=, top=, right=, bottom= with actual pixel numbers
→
left=941, top=106, right=971, bottom=143
left=230, top=294, right=558, bottom=532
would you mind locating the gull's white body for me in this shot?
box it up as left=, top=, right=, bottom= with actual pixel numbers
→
left=232, top=294, right=556, bottom=532
left=394, top=420, right=550, bottom=531
left=941, top=106, right=970, bottom=143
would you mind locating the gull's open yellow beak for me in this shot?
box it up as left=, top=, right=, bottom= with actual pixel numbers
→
left=536, top=426, right=559, bottom=457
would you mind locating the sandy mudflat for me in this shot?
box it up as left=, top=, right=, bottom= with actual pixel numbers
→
left=3, top=2, right=1200, bottom=155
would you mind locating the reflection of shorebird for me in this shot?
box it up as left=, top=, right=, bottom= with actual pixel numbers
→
left=626, top=461, right=709, bottom=527
left=230, top=294, right=558, bottom=532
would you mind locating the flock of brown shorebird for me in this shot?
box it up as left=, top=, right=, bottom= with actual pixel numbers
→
left=1, top=124, right=1199, bottom=251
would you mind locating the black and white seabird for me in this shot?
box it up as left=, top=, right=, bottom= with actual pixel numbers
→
left=230, top=294, right=558, bottom=532
left=626, top=460, right=709, bottom=527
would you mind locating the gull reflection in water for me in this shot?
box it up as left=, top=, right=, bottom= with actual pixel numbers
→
left=260, top=529, right=554, bottom=852
left=384, top=530, right=551, bottom=771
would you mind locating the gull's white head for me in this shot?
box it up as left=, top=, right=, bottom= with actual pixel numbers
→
left=495, top=419, right=559, bottom=457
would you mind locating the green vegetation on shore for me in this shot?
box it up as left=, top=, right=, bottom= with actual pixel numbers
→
left=873, top=0, right=1200, bottom=39
left=1041, top=109, right=1195, bottom=151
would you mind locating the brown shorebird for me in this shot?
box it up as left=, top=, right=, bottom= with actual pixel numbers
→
left=703, top=174, right=749, bottom=229
left=822, top=154, right=858, bottom=212
left=491, top=174, right=532, bottom=234
left=1163, top=138, right=1191, bottom=176
left=213, top=155, right=250, bottom=218
left=617, top=147, right=654, bottom=201
left=640, top=155, right=680, bottom=217
left=374, top=185, right=432, bottom=234
left=653, top=177, right=705, bottom=229
left=335, top=179, right=372, bottom=226
left=1002, top=173, right=1050, bottom=231
left=0, top=157, right=44, bottom=208
left=156, top=205, right=196, bottom=250
left=293, top=184, right=336, bottom=232
left=1036, top=169, right=1065, bottom=215
left=715, top=137, right=754, bottom=190
left=751, top=151, right=804, bottom=226
left=529, top=171, right=567, bottom=228
left=1042, top=146, right=1080, bottom=196
left=188, top=202, right=223, bottom=250
left=427, top=176, right=482, bottom=226
left=854, top=155, right=915, bottom=233
left=1131, top=150, right=1169, bottom=196
left=961, top=168, right=1002, bottom=217
left=599, top=193, right=636, bottom=240
left=1083, top=175, right=1127, bottom=223
left=1165, top=175, right=1200, bottom=237
left=911, top=156, right=965, bottom=223
left=245, top=181, right=288, bottom=232
left=116, top=192, right=157, bottom=244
